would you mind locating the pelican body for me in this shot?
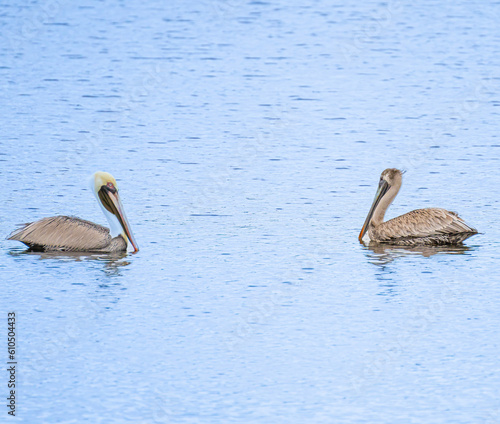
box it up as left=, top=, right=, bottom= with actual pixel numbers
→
left=359, top=169, right=477, bottom=246
left=8, top=172, right=139, bottom=253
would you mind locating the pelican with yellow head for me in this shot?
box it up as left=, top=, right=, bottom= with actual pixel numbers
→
left=8, top=172, right=139, bottom=253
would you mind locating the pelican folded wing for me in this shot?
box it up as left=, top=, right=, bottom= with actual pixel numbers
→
left=7, top=216, right=115, bottom=252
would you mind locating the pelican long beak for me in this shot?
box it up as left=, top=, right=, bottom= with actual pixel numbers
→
left=358, top=180, right=390, bottom=243
left=98, top=187, right=139, bottom=253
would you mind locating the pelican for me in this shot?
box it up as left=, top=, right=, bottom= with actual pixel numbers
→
left=7, top=172, right=139, bottom=253
left=359, top=169, right=477, bottom=246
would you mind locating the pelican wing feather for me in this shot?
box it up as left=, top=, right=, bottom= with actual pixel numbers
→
left=373, top=208, right=477, bottom=242
left=7, top=216, right=112, bottom=251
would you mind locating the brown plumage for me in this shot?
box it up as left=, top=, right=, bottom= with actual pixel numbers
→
left=8, top=216, right=126, bottom=252
left=7, top=172, right=139, bottom=253
left=359, top=169, right=478, bottom=246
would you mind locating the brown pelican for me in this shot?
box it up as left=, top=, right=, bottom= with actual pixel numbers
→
left=7, top=172, right=139, bottom=253
left=359, top=168, right=477, bottom=246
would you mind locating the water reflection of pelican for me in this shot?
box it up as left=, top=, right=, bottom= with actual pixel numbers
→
left=8, top=250, right=131, bottom=275
left=359, top=169, right=477, bottom=246
left=367, top=243, right=473, bottom=262
left=7, top=172, right=139, bottom=253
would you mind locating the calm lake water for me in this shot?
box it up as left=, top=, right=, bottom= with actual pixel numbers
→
left=1, top=1, right=500, bottom=423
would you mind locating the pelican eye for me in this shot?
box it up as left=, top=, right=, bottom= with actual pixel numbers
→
left=102, top=182, right=117, bottom=194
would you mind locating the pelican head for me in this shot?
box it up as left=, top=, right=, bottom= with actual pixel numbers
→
left=358, top=168, right=403, bottom=243
left=91, top=171, right=139, bottom=253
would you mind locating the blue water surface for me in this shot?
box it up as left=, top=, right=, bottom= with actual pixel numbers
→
left=1, top=1, right=500, bottom=423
